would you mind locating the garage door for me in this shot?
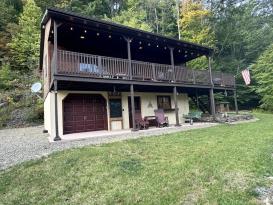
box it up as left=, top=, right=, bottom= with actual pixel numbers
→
left=63, top=94, right=108, bottom=134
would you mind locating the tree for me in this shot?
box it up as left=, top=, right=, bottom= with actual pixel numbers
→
left=8, top=0, right=41, bottom=72
left=110, top=0, right=152, bottom=31
left=252, top=43, right=273, bottom=111
left=179, top=0, right=216, bottom=69
left=0, top=0, right=22, bottom=62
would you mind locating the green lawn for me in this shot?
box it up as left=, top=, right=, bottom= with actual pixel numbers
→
left=1, top=113, right=273, bottom=204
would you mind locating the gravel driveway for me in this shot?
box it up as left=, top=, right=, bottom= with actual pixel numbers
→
left=0, top=123, right=218, bottom=170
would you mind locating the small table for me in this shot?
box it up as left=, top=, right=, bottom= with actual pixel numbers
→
left=144, top=116, right=157, bottom=127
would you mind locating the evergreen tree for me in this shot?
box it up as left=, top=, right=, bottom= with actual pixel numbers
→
left=8, top=0, right=41, bottom=72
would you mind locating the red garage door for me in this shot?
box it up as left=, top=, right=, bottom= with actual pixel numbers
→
left=63, top=94, right=108, bottom=134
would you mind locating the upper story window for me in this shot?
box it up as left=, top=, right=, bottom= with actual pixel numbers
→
left=157, top=96, right=171, bottom=110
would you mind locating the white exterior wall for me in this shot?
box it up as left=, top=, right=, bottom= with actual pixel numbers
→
left=44, top=90, right=189, bottom=140
left=121, top=92, right=189, bottom=129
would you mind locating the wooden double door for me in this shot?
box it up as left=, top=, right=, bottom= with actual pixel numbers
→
left=63, top=94, right=108, bottom=134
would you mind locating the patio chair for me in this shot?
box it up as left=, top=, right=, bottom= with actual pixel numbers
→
left=135, top=111, right=149, bottom=129
left=154, top=109, right=169, bottom=127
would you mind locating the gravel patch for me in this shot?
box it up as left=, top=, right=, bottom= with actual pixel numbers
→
left=1, top=120, right=253, bottom=171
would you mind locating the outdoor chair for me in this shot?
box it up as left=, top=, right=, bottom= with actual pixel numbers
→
left=183, top=111, right=203, bottom=125
left=135, top=112, right=149, bottom=129
left=154, top=109, right=169, bottom=127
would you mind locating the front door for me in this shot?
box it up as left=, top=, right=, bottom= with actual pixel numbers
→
left=128, top=96, right=141, bottom=128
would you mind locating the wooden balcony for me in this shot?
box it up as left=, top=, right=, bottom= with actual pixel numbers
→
left=55, top=49, right=235, bottom=88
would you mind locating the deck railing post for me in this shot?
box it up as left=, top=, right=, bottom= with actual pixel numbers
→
left=125, top=37, right=133, bottom=80
left=98, top=56, right=102, bottom=77
left=169, top=47, right=176, bottom=82
left=208, top=56, right=216, bottom=117
left=152, top=63, right=156, bottom=80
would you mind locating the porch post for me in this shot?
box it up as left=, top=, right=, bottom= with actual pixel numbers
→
left=173, top=86, right=180, bottom=126
left=125, top=37, right=132, bottom=80
left=53, top=80, right=61, bottom=141
left=130, top=84, right=137, bottom=131
left=169, top=47, right=176, bottom=82
left=53, top=20, right=58, bottom=75
left=208, top=56, right=216, bottom=117
left=234, top=89, right=239, bottom=114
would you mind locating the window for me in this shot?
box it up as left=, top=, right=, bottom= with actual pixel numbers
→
left=157, top=96, right=171, bottom=110
left=109, top=99, right=122, bottom=118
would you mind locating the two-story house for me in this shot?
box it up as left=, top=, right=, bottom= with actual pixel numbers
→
left=40, top=8, right=236, bottom=141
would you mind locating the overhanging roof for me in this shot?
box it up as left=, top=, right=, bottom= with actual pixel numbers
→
left=40, top=8, right=214, bottom=70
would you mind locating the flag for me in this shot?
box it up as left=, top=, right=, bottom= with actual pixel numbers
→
left=241, top=68, right=251, bottom=85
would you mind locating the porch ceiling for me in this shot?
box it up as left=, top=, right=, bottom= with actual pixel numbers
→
left=41, top=8, right=213, bottom=68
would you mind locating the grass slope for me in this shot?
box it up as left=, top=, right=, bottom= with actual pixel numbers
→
left=1, top=113, right=273, bottom=204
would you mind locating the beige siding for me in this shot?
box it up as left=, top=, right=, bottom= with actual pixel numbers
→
left=44, top=90, right=189, bottom=140
left=121, top=92, right=189, bottom=129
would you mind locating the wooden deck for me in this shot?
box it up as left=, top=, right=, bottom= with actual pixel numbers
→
left=54, top=49, right=235, bottom=88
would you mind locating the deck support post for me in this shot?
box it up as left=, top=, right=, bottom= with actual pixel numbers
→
left=169, top=47, right=176, bottom=82
left=234, top=89, right=239, bottom=114
left=173, top=86, right=180, bottom=126
left=208, top=56, right=216, bottom=118
left=130, top=84, right=137, bottom=131
left=53, top=80, right=61, bottom=141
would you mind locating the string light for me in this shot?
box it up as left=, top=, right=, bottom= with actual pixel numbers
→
left=70, top=27, right=73, bottom=31
left=148, top=43, right=151, bottom=46
left=178, top=49, right=181, bottom=53
left=185, top=55, right=187, bottom=57
left=139, top=41, right=142, bottom=45
left=51, top=30, right=54, bottom=34
left=156, top=45, right=159, bottom=48
left=84, top=30, right=87, bottom=33
left=108, top=35, right=112, bottom=38
left=139, top=46, right=143, bottom=50
left=164, top=46, right=167, bottom=50
left=80, top=36, right=85, bottom=39
left=96, top=32, right=100, bottom=36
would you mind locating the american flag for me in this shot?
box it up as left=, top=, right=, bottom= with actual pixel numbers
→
left=241, top=68, right=251, bottom=85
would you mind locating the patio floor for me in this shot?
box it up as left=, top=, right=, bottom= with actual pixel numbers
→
left=59, top=122, right=218, bottom=142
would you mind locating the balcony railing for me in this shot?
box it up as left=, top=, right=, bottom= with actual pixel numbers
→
left=56, top=49, right=235, bottom=87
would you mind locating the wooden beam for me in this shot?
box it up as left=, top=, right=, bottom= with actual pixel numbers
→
left=130, top=84, right=137, bottom=131
left=234, top=89, right=239, bottom=114
left=125, top=37, right=133, bottom=80
left=208, top=56, right=216, bottom=117
left=169, top=47, right=175, bottom=82
left=53, top=80, right=61, bottom=141
left=53, top=20, right=58, bottom=75
left=173, top=86, right=180, bottom=126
